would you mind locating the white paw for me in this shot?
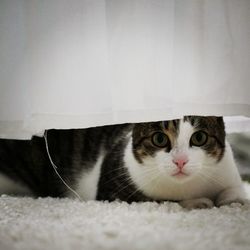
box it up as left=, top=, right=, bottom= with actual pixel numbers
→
left=216, top=197, right=246, bottom=207
left=215, top=187, right=246, bottom=207
left=179, top=198, right=214, bottom=210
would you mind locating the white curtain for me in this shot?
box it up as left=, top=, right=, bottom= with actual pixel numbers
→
left=0, top=0, right=250, bottom=139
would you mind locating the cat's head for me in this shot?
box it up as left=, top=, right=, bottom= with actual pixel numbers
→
left=131, top=116, right=225, bottom=183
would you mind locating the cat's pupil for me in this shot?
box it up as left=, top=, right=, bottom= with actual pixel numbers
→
left=157, top=134, right=164, bottom=143
left=196, top=132, right=203, bottom=142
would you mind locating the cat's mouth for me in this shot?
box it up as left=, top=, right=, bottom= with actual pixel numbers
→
left=171, top=170, right=189, bottom=177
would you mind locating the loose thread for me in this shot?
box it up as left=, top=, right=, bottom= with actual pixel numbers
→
left=44, top=130, right=82, bottom=201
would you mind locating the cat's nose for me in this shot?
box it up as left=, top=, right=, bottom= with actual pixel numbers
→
left=172, top=157, right=188, bottom=169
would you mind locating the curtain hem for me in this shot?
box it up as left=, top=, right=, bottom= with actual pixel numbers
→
left=1, top=103, right=250, bottom=139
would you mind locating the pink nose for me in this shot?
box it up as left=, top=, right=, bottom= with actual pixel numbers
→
left=173, top=158, right=188, bottom=169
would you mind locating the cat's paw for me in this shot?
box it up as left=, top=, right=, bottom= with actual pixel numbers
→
left=216, top=198, right=246, bottom=207
left=215, top=187, right=246, bottom=207
left=179, top=198, right=214, bottom=210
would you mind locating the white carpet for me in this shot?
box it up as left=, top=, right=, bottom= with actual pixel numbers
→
left=1, top=184, right=250, bottom=250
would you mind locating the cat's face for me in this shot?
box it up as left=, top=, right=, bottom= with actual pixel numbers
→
left=132, top=116, right=225, bottom=182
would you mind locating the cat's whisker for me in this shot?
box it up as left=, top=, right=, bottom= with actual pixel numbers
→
left=113, top=168, right=159, bottom=198
left=101, top=171, right=129, bottom=187
left=197, top=172, right=224, bottom=188
left=126, top=170, right=160, bottom=200
left=100, top=165, right=130, bottom=176
left=197, top=174, right=223, bottom=193
left=101, top=164, right=159, bottom=187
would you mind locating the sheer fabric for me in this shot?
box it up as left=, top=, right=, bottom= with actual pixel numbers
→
left=0, top=0, right=250, bottom=138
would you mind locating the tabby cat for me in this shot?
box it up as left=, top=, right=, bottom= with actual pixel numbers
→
left=0, top=116, right=246, bottom=209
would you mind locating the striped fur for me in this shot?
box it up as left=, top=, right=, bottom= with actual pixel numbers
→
left=0, top=116, right=245, bottom=207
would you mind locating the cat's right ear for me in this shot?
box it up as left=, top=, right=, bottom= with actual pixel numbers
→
left=132, top=123, right=151, bottom=147
left=132, top=123, right=145, bottom=139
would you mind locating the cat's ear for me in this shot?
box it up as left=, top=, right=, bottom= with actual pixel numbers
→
left=133, top=123, right=145, bottom=135
left=215, top=116, right=224, bottom=122
left=132, top=123, right=146, bottom=145
left=205, top=116, right=224, bottom=128
left=132, top=122, right=160, bottom=145
left=215, top=116, right=225, bottom=128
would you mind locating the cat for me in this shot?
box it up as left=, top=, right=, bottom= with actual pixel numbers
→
left=0, top=116, right=246, bottom=209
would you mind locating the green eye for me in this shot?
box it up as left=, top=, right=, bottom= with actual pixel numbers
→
left=152, top=132, right=169, bottom=148
left=190, top=131, right=208, bottom=147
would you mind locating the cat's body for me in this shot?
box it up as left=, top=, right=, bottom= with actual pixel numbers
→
left=0, top=124, right=134, bottom=199
left=0, top=116, right=246, bottom=209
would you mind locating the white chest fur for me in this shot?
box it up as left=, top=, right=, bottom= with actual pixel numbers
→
left=75, top=153, right=104, bottom=200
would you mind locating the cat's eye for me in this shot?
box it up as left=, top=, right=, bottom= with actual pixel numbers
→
left=152, top=132, right=169, bottom=148
left=190, top=131, right=208, bottom=147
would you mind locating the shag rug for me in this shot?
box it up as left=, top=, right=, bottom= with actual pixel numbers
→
left=1, top=184, right=250, bottom=250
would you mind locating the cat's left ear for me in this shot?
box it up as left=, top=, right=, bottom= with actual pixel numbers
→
left=215, top=116, right=225, bottom=127
left=216, top=116, right=224, bottom=121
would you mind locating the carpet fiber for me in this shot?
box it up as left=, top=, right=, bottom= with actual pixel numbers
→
left=1, top=184, right=250, bottom=250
